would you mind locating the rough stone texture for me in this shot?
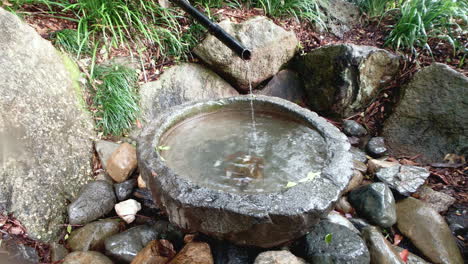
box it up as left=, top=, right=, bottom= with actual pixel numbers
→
left=255, top=70, right=306, bottom=105
left=348, top=183, right=397, bottom=228
left=326, top=211, right=359, bottom=233
left=95, top=172, right=114, bottom=184
left=95, top=140, right=119, bottom=170
left=396, top=197, right=463, bottom=264
left=293, top=221, right=370, bottom=264
left=366, top=137, right=387, bottom=157
left=115, top=179, right=137, bottom=201
left=383, top=63, right=468, bottom=163
left=106, top=143, right=137, bottom=183
left=130, top=240, right=175, bottom=264
left=335, top=196, right=354, bottom=214
left=254, top=250, right=306, bottom=264
left=67, top=219, right=122, bottom=252
left=51, top=242, right=69, bottom=262
left=293, top=44, right=399, bottom=117
left=210, top=240, right=260, bottom=264
left=350, top=147, right=368, bottom=163
left=362, top=226, right=404, bottom=264
left=343, top=120, right=367, bottom=137
left=0, top=238, right=40, bottom=264
left=139, top=63, right=238, bottom=122
left=345, top=170, right=364, bottom=193
left=138, top=96, right=353, bottom=248
left=367, top=159, right=399, bottom=174
left=376, top=165, right=430, bottom=196
left=194, top=16, right=298, bottom=91
left=392, top=246, right=429, bottom=264
left=0, top=8, right=94, bottom=242
left=168, top=242, right=214, bottom=264
left=62, top=251, right=113, bottom=264
left=349, top=218, right=371, bottom=232
left=320, top=0, right=360, bottom=38
left=68, top=181, right=116, bottom=225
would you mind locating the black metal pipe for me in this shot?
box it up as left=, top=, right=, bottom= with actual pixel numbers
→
left=170, top=0, right=252, bottom=60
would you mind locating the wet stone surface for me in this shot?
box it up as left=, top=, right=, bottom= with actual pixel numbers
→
left=114, top=179, right=137, bottom=201
left=67, top=219, right=122, bottom=252
left=376, top=165, right=430, bottom=196
left=343, top=120, right=367, bottom=137
left=366, top=137, right=387, bottom=157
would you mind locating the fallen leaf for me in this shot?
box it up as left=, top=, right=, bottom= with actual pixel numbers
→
left=298, top=171, right=320, bottom=183
left=325, top=233, right=332, bottom=244
left=286, top=182, right=297, bottom=188
left=399, top=249, right=409, bottom=263
left=393, top=234, right=403, bottom=246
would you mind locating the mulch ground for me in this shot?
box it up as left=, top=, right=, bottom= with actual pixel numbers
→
left=2, top=4, right=467, bottom=263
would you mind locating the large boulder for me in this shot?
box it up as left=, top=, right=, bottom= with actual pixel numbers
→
left=139, top=63, right=238, bottom=122
left=293, top=44, right=400, bottom=117
left=0, top=8, right=94, bottom=241
left=194, top=16, right=299, bottom=91
left=383, top=63, right=468, bottom=163
left=320, top=0, right=361, bottom=38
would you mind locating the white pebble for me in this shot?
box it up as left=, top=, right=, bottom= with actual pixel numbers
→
left=137, top=175, right=147, bottom=189
left=115, top=199, right=141, bottom=224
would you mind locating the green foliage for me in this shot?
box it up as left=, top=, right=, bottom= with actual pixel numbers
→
left=92, top=64, right=140, bottom=136
left=352, top=0, right=401, bottom=17
left=51, top=29, right=90, bottom=56
left=385, top=0, right=466, bottom=55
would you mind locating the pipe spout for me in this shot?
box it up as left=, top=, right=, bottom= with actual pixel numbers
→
left=170, top=0, right=252, bottom=60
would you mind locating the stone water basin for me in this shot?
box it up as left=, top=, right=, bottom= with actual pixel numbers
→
left=137, top=96, right=353, bottom=248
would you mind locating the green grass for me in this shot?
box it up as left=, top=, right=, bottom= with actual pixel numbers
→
left=92, top=64, right=140, bottom=136
left=385, top=0, right=466, bottom=55
left=51, top=29, right=91, bottom=56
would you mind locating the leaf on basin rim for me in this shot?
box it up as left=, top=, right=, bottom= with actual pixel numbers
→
left=285, top=181, right=297, bottom=188
left=298, top=171, right=320, bottom=183
left=158, top=145, right=171, bottom=151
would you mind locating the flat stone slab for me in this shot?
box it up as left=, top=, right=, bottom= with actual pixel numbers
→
left=138, top=96, right=353, bottom=247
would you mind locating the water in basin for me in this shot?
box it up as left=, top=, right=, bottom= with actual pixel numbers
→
left=160, top=109, right=328, bottom=194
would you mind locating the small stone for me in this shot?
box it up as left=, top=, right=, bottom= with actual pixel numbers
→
left=152, top=221, right=185, bottom=250
left=326, top=211, right=359, bottom=233
left=348, top=183, right=397, bottom=228
left=343, top=120, right=367, bottom=137
left=106, top=142, right=138, bottom=183
left=345, top=170, right=364, bottom=193
left=392, top=246, right=429, bottom=264
left=362, top=226, right=404, bottom=264
left=105, top=224, right=160, bottom=263
left=67, top=219, right=122, bottom=252
left=115, top=199, right=142, bottom=224
left=95, top=140, right=120, bottom=170
left=335, top=196, right=354, bottom=214
left=62, top=251, right=113, bottom=264
left=68, top=181, right=116, bottom=225
left=131, top=240, right=176, bottom=264
left=137, top=175, right=147, bottom=189
left=415, top=185, right=456, bottom=213
left=254, top=250, right=306, bottom=264
left=376, top=165, right=430, bottom=196
left=114, top=179, right=137, bottom=201
left=168, top=242, right=214, bottom=264
left=350, top=147, right=367, bottom=163
left=292, top=220, right=370, bottom=264
left=396, top=197, right=463, bottom=264
left=367, top=137, right=387, bottom=157
left=367, top=159, right=399, bottom=174
left=95, top=172, right=114, bottom=184
left=51, top=242, right=69, bottom=262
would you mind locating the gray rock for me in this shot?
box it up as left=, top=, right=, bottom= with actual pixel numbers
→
left=0, top=238, right=40, bottom=264
left=320, top=0, right=360, bottom=38
left=152, top=220, right=184, bottom=250
left=350, top=147, right=368, bottom=163
left=95, top=172, right=114, bottom=184
left=345, top=170, right=364, bottom=193
left=210, top=240, right=260, bottom=264
left=0, top=8, right=94, bottom=241
left=353, top=160, right=368, bottom=173
left=139, top=63, right=237, bottom=122
left=114, top=179, right=137, bottom=201
left=138, top=95, right=354, bottom=248
left=343, top=120, right=367, bottom=137
left=376, top=165, right=430, bottom=196
left=396, top=197, right=463, bottom=264
left=383, top=63, right=468, bottom=163
left=293, top=44, right=399, bottom=117
left=254, top=250, right=306, bottom=264
left=415, top=186, right=456, bottom=213
left=50, top=242, right=69, bottom=262
left=67, top=218, right=122, bottom=252
left=348, top=183, right=397, bottom=228
left=293, top=220, right=370, bottom=264
left=68, top=181, right=116, bottom=225
left=95, top=140, right=119, bottom=170
left=194, top=16, right=298, bottom=91
left=349, top=218, right=371, bottom=232
left=326, top=211, right=359, bottom=233
left=367, top=137, right=387, bottom=157
left=392, top=246, right=429, bottom=264
left=104, top=224, right=160, bottom=263
left=256, top=70, right=306, bottom=105
left=62, top=251, right=113, bottom=264
left=362, top=226, right=404, bottom=264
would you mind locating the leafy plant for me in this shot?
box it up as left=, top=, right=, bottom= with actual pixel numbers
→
left=51, top=29, right=90, bottom=56
left=352, top=0, right=401, bottom=17
left=92, top=64, right=140, bottom=136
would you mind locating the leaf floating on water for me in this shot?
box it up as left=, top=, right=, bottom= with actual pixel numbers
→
left=286, top=181, right=297, bottom=188
left=298, top=171, right=320, bottom=183
left=158, top=145, right=171, bottom=151
left=325, top=233, right=332, bottom=244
